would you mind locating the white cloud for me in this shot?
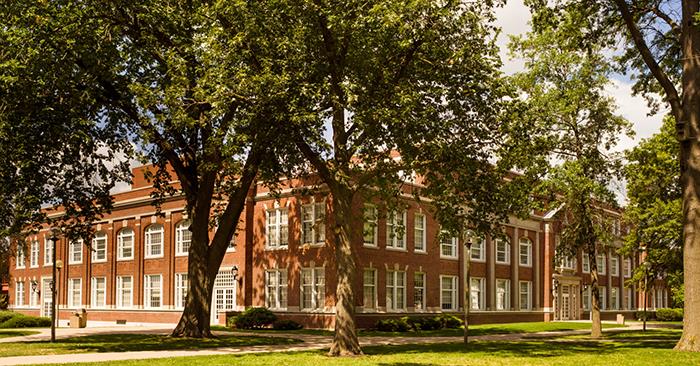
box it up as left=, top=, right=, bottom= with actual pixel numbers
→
left=493, top=0, right=531, bottom=75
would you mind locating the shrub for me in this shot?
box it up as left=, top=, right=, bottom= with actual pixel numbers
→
left=656, top=308, right=683, bottom=321
left=0, top=294, right=7, bottom=310
left=225, top=312, right=241, bottom=328
left=0, top=313, right=51, bottom=328
left=0, top=311, right=15, bottom=324
left=404, top=316, right=441, bottom=331
left=635, top=311, right=655, bottom=321
left=231, top=307, right=277, bottom=329
left=272, top=319, right=303, bottom=330
left=435, top=314, right=463, bottom=329
left=375, top=318, right=410, bottom=332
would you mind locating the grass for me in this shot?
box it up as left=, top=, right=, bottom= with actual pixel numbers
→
left=0, top=333, right=300, bottom=358
left=0, top=329, right=40, bottom=339
left=227, top=321, right=626, bottom=337
left=54, top=328, right=699, bottom=366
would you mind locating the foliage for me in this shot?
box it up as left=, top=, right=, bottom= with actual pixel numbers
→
left=375, top=318, right=411, bottom=333
left=405, top=316, right=442, bottom=331
left=272, top=320, right=303, bottom=331
left=374, top=315, right=462, bottom=332
left=434, top=314, right=463, bottom=330
left=0, top=294, right=6, bottom=310
left=231, top=308, right=278, bottom=330
left=656, top=308, right=684, bottom=322
left=635, top=311, right=656, bottom=322
left=0, top=312, right=51, bottom=328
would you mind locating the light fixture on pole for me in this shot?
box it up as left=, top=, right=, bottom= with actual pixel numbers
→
left=463, top=231, right=473, bottom=345
left=50, top=233, right=59, bottom=343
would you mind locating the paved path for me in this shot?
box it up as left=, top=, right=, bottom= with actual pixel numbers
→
left=0, top=324, right=646, bottom=366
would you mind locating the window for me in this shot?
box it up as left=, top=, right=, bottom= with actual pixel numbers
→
left=414, top=213, right=426, bottom=252
left=266, top=208, right=289, bottom=249
left=30, top=240, right=39, bottom=267
left=69, top=240, right=82, bottom=264
left=597, top=254, right=606, bottom=275
left=655, top=288, right=667, bottom=309
left=583, top=287, right=591, bottom=311
left=519, top=238, right=531, bottom=266
left=386, top=270, right=406, bottom=311
left=440, top=275, right=458, bottom=310
left=30, top=281, right=39, bottom=307
left=302, top=202, right=325, bottom=245
left=92, top=232, right=107, bottom=262
left=16, top=244, right=25, bottom=269
left=175, top=273, right=189, bottom=309
left=626, top=288, right=633, bottom=309
left=116, top=276, right=133, bottom=308
left=91, top=277, right=106, bottom=308
left=470, top=277, right=485, bottom=310
left=386, top=211, right=406, bottom=250
left=519, top=281, right=531, bottom=310
left=15, top=281, right=25, bottom=307
left=363, top=205, right=378, bottom=246
left=440, top=232, right=458, bottom=259
left=44, top=237, right=54, bottom=266
left=624, top=258, right=631, bottom=277
left=117, top=228, right=134, bottom=260
left=300, top=267, right=325, bottom=310
left=599, top=286, right=607, bottom=310
left=363, top=269, right=377, bottom=310
left=265, top=269, right=288, bottom=310
left=470, top=237, right=486, bottom=261
left=611, top=288, right=619, bottom=310
left=414, top=272, right=425, bottom=310
left=496, top=239, right=510, bottom=264
left=611, top=256, right=619, bottom=277
left=582, top=255, right=590, bottom=273
left=68, top=278, right=82, bottom=308
left=496, top=279, right=511, bottom=310
left=145, top=224, right=164, bottom=258
left=175, top=220, right=192, bottom=256
left=144, top=274, right=162, bottom=308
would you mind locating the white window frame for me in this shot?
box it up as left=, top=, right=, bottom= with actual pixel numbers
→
left=624, top=258, right=632, bottom=277
left=414, top=213, right=427, bottom=253
left=496, top=279, right=511, bottom=311
left=29, top=280, right=39, bottom=308
left=440, top=232, right=458, bottom=259
left=68, top=278, right=82, bottom=309
left=265, top=208, right=289, bottom=249
left=16, top=244, right=25, bottom=269
left=519, top=281, right=532, bottom=310
left=117, top=228, right=134, bottom=261
left=363, top=204, right=378, bottom=247
left=175, top=220, right=192, bottom=256
left=611, top=287, right=619, bottom=310
left=470, top=237, right=486, bottom=262
left=15, top=281, right=25, bottom=307
left=386, top=210, right=407, bottom=250
left=519, top=238, right=532, bottom=267
left=583, top=286, right=591, bottom=311
left=30, top=240, right=39, bottom=268
left=144, top=224, right=164, bottom=259
left=44, top=237, right=54, bottom=266
left=116, top=276, right=133, bottom=308
left=265, top=269, right=288, bottom=310
left=69, top=240, right=83, bottom=265
left=496, top=239, right=510, bottom=264
left=582, top=255, right=590, bottom=273
left=91, top=277, right=107, bottom=308
left=626, top=288, right=633, bottom=309
left=611, top=256, right=619, bottom=277
left=363, top=268, right=377, bottom=310
left=300, top=267, right=325, bottom=310
left=597, top=254, right=606, bottom=275
left=386, top=270, right=407, bottom=311
left=413, top=272, right=426, bottom=311
left=440, top=275, right=458, bottom=311
left=302, top=201, right=326, bottom=246
left=175, top=273, right=189, bottom=309
left=470, top=277, right=485, bottom=310
left=92, top=232, right=107, bottom=263
left=599, top=286, right=607, bottom=310
left=144, top=274, right=163, bottom=308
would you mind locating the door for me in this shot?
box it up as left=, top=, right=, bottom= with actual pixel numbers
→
left=561, top=285, right=571, bottom=320
left=41, top=278, right=53, bottom=318
left=210, top=269, right=237, bottom=325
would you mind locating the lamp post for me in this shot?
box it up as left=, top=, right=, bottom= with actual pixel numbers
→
left=50, top=234, right=58, bottom=343
left=463, top=232, right=473, bottom=345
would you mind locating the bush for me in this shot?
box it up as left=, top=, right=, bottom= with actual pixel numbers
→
left=231, top=307, right=277, bottom=329
left=635, top=311, right=655, bottom=321
left=656, top=308, right=683, bottom=321
left=0, top=313, right=51, bottom=328
left=0, top=294, right=7, bottom=310
left=435, top=314, right=463, bottom=329
left=375, top=318, right=410, bottom=332
left=272, top=319, right=303, bottom=330
left=0, top=311, right=15, bottom=324
left=404, top=316, right=441, bottom=331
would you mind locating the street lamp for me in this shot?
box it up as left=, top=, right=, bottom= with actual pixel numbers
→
left=463, top=231, right=473, bottom=345
left=50, top=233, right=59, bottom=343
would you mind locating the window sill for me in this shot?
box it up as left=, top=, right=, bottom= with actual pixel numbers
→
left=175, top=253, right=188, bottom=257
left=440, top=256, right=458, bottom=261
left=29, top=265, right=39, bottom=269
left=495, top=261, right=511, bottom=265
left=386, top=247, right=408, bottom=252
left=519, top=263, right=532, bottom=267
left=414, top=250, right=427, bottom=254
left=363, top=245, right=379, bottom=249
left=68, top=262, right=82, bottom=265
left=92, top=259, right=107, bottom=264
left=144, top=255, right=164, bottom=259
left=471, top=258, right=486, bottom=263
left=265, top=246, right=289, bottom=251
left=117, top=257, right=134, bottom=262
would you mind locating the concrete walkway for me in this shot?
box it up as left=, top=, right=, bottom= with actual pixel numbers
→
left=0, top=324, right=646, bottom=366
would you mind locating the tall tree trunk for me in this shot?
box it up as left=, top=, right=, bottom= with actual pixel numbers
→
left=328, top=187, right=362, bottom=356
left=172, top=230, right=213, bottom=337
left=589, top=251, right=602, bottom=339
left=676, top=0, right=700, bottom=352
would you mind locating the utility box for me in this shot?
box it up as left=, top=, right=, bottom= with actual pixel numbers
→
left=70, top=309, right=88, bottom=328
left=616, top=314, right=625, bottom=325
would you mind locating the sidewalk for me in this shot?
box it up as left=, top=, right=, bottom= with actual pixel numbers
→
left=0, top=324, right=644, bottom=366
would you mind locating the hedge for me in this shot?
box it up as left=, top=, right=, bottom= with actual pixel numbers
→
left=0, top=311, right=51, bottom=328
left=656, top=308, right=683, bottom=321
left=375, top=315, right=463, bottom=332
left=229, top=307, right=277, bottom=329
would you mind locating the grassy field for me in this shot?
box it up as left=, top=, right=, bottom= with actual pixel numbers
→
left=225, top=321, right=626, bottom=337
left=0, top=329, right=40, bottom=339
left=58, top=328, right=697, bottom=366
left=0, top=333, right=300, bottom=358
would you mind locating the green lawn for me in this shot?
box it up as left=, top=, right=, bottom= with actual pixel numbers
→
left=0, top=329, right=40, bottom=339
left=0, top=333, right=300, bottom=358
left=227, top=321, right=626, bottom=337
left=55, top=329, right=698, bottom=366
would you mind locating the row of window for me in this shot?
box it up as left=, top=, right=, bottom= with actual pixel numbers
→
left=14, top=239, right=54, bottom=269
left=576, top=255, right=632, bottom=277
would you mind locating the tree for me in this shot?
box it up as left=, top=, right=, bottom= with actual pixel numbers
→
left=507, top=13, right=632, bottom=338
left=1, top=0, right=297, bottom=337
left=623, top=115, right=683, bottom=307
left=238, top=0, right=523, bottom=355
left=524, top=0, right=700, bottom=351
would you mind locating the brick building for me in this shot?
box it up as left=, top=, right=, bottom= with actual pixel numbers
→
left=8, top=165, right=669, bottom=328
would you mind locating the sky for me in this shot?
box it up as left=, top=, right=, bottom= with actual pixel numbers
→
left=493, top=0, right=667, bottom=153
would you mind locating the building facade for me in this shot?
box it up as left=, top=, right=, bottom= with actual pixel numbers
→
left=8, top=166, right=669, bottom=328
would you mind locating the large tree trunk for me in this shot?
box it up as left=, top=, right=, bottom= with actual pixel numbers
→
left=328, top=187, right=362, bottom=356
left=589, top=251, right=602, bottom=339
left=676, top=0, right=700, bottom=352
